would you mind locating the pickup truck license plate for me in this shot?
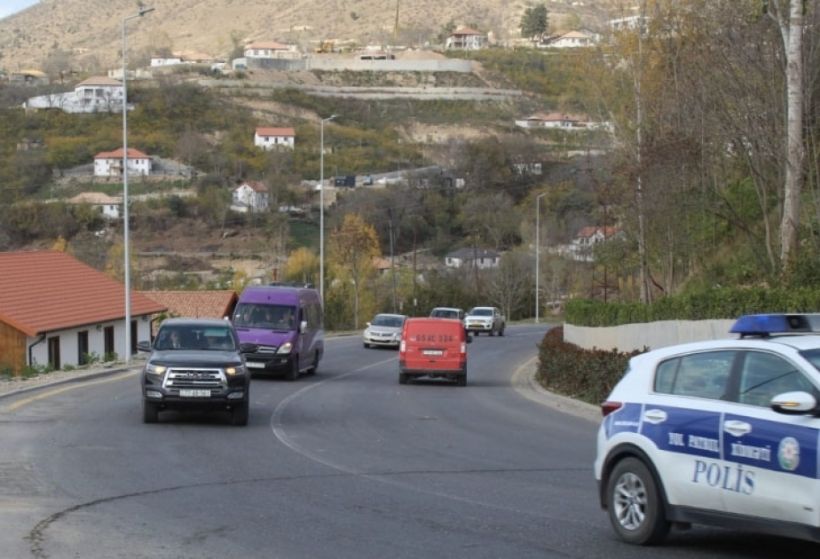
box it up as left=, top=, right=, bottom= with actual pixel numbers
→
left=246, top=361, right=265, bottom=369
left=423, top=349, right=443, bottom=356
left=180, top=389, right=211, bottom=398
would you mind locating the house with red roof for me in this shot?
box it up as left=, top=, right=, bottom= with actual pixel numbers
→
left=138, top=290, right=237, bottom=322
left=445, top=27, right=488, bottom=50
left=231, top=180, right=270, bottom=213
left=94, top=147, right=152, bottom=177
left=254, top=127, right=295, bottom=150
left=0, top=251, right=166, bottom=374
left=567, top=226, right=621, bottom=261
left=244, top=41, right=299, bottom=60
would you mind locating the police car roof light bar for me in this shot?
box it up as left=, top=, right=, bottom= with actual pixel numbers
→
left=730, top=313, right=820, bottom=338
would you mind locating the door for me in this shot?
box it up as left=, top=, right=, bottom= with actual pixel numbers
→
left=721, top=350, right=819, bottom=525
left=640, top=350, right=738, bottom=512
left=104, top=326, right=115, bottom=358
left=77, top=330, right=89, bottom=365
left=47, top=336, right=61, bottom=370
left=130, top=320, right=138, bottom=356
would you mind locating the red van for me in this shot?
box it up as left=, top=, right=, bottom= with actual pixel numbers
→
left=398, top=318, right=470, bottom=386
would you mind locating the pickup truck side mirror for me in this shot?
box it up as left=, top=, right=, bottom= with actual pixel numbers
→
left=239, top=342, right=258, bottom=354
left=136, top=340, right=152, bottom=352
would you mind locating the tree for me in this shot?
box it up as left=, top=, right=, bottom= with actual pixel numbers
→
left=328, top=214, right=380, bottom=329
left=520, top=4, right=549, bottom=42
left=284, top=247, right=319, bottom=286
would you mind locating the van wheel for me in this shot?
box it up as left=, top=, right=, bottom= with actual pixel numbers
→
left=607, top=457, right=669, bottom=545
left=142, top=400, right=159, bottom=424
left=285, top=356, right=299, bottom=381
left=307, top=351, right=319, bottom=375
left=399, top=373, right=408, bottom=385
left=457, top=374, right=467, bottom=387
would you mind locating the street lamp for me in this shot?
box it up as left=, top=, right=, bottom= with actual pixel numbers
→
left=122, top=6, right=154, bottom=365
left=319, top=114, right=337, bottom=302
left=535, top=192, right=547, bottom=323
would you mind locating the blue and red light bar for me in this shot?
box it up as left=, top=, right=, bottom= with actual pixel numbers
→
left=730, top=314, right=820, bottom=337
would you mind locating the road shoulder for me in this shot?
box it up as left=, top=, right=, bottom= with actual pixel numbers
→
left=511, top=356, right=600, bottom=424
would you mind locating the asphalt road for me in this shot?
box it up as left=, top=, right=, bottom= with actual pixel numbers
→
left=0, top=324, right=815, bottom=558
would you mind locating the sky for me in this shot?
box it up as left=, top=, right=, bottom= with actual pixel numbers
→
left=0, top=0, right=40, bottom=21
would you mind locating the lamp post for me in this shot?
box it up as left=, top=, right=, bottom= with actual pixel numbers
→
left=122, top=6, right=154, bottom=365
left=535, top=192, right=547, bottom=323
left=319, top=114, right=337, bottom=302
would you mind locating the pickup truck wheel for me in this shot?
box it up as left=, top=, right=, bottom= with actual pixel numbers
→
left=489, top=329, right=495, bottom=337
left=499, top=325, right=505, bottom=337
left=142, top=400, right=159, bottom=424
left=231, top=399, right=249, bottom=426
left=285, top=356, right=299, bottom=381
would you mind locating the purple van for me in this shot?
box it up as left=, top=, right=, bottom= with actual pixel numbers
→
left=232, top=285, right=324, bottom=380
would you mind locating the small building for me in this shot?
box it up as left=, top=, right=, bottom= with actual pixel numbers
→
left=254, top=127, right=295, bottom=150
left=138, top=290, right=238, bottom=321
left=515, top=112, right=588, bottom=130
left=23, top=76, right=126, bottom=113
left=544, top=30, right=600, bottom=49
left=244, top=41, right=300, bottom=59
left=565, top=226, right=621, bottom=262
left=68, top=192, right=121, bottom=220
left=445, top=27, right=488, bottom=50
left=8, top=69, right=50, bottom=86
left=231, top=181, right=270, bottom=213
left=445, top=248, right=501, bottom=269
left=94, top=148, right=152, bottom=177
left=0, top=250, right=166, bottom=373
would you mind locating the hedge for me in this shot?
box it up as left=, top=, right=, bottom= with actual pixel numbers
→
left=565, top=288, right=820, bottom=327
left=536, top=327, right=642, bottom=405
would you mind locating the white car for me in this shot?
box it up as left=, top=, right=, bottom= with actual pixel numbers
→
left=465, top=306, right=505, bottom=336
left=595, top=314, right=820, bottom=545
left=362, top=313, right=406, bottom=349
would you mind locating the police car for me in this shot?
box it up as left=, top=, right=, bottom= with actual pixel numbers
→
left=594, top=314, right=820, bottom=545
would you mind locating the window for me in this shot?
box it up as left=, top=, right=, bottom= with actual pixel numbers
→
left=48, top=337, right=61, bottom=370
left=130, top=320, right=138, bottom=356
left=78, top=331, right=89, bottom=365
left=736, top=351, right=816, bottom=407
left=654, top=351, right=736, bottom=400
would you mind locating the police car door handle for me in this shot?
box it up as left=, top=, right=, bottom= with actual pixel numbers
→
left=643, top=409, right=667, bottom=424
left=723, top=420, right=752, bottom=437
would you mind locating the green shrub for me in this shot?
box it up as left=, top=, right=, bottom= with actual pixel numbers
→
left=565, top=288, right=820, bottom=327
left=536, top=327, right=642, bottom=405
left=104, top=352, right=118, bottom=363
left=63, top=364, right=76, bottom=371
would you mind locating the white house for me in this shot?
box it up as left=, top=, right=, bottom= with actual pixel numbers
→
left=23, top=76, right=127, bottom=113
left=254, top=127, right=295, bottom=150
left=151, top=51, right=217, bottom=67
left=68, top=192, right=121, bottom=220
left=94, top=148, right=152, bottom=177
left=445, top=27, right=488, bottom=50
left=150, top=55, right=183, bottom=67
left=562, top=226, right=621, bottom=262
left=445, top=248, right=501, bottom=269
left=231, top=181, right=270, bottom=213
left=515, top=112, right=592, bottom=130
left=609, top=15, right=648, bottom=32
left=545, top=30, right=600, bottom=48
left=244, top=41, right=300, bottom=59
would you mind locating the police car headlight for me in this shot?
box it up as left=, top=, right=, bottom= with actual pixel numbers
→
left=145, top=363, right=166, bottom=376
left=277, top=342, right=293, bottom=354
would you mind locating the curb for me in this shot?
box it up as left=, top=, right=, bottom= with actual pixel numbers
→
left=0, top=365, right=136, bottom=402
left=511, top=356, right=601, bottom=424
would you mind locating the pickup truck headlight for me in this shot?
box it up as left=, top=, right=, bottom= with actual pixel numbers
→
left=145, top=363, right=167, bottom=376
left=277, top=342, right=293, bottom=354
left=225, top=365, right=246, bottom=376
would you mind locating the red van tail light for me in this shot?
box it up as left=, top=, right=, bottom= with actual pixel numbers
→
left=600, top=401, right=623, bottom=417
left=460, top=342, right=466, bottom=355
left=399, top=340, right=406, bottom=353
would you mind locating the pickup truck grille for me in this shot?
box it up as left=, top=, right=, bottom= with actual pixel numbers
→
left=164, top=368, right=225, bottom=390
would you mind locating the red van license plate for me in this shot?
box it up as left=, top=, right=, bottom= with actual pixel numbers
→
left=422, top=349, right=444, bottom=356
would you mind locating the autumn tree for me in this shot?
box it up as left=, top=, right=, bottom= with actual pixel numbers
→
left=328, top=214, right=380, bottom=329
left=284, top=247, right=319, bottom=287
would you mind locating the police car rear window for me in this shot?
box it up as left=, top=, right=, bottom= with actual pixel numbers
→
left=654, top=351, right=734, bottom=400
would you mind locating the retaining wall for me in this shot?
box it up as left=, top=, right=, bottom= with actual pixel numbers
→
left=563, top=319, right=737, bottom=352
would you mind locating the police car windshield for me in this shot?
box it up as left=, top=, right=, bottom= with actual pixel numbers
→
left=798, top=348, right=820, bottom=372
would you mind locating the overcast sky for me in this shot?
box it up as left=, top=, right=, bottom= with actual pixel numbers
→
left=0, top=0, right=40, bottom=21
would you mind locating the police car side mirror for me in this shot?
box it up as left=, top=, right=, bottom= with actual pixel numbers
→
left=770, top=391, right=818, bottom=416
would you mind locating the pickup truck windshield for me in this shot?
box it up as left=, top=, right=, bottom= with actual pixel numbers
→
left=155, top=326, right=236, bottom=351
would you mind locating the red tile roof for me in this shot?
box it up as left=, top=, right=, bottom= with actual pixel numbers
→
left=237, top=180, right=268, bottom=193
left=0, top=250, right=166, bottom=337
left=576, top=226, right=619, bottom=238
left=94, top=148, right=150, bottom=159
left=76, top=76, right=122, bottom=87
left=138, top=290, right=237, bottom=319
left=255, top=127, right=295, bottom=137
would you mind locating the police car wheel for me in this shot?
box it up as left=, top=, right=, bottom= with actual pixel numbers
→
left=607, top=458, right=669, bottom=545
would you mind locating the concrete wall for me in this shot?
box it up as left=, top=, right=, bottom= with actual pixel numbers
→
left=564, top=319, right=737, bottom=352
left=306, top=57, right=474, bottom=73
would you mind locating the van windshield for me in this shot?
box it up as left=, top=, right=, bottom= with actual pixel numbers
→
left=234, top=303, right=296, bottom=331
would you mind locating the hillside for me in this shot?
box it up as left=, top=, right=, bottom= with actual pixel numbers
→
left=0, top=0, right=628, bottom=71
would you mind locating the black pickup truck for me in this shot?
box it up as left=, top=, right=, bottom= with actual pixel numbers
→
left=138, top=318, right=256, bottom=426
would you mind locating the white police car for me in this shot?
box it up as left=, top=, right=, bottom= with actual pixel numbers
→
left=594, top=314, right=820, bottom=545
